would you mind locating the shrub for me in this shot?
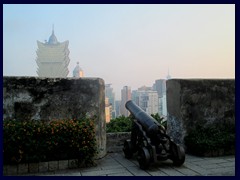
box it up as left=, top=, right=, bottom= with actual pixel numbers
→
left=3, top=118, right=97, bottom=166
left=106, top=116, right=132, bottom=133
left=184, top=125, right=235, bottom=156
left=106, top=113, right=166, bottom=133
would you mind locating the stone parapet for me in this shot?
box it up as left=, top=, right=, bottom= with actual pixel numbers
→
left=166, top=79, right=235, bottom=146
left=106, top=132, right=131, bottom=153
left=3, top=76, right=106, bottom=159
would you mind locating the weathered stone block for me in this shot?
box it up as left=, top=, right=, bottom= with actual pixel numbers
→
left=106, top=132, right=131, bottom=153
left=3, top=165, right=7, bottom=175
left=6, top=165, right=18, bottom=175
left=59, top=160, right=69, bottom=170
left=39, top=161, right=48, bottom=172
left=18, top=163, right=28, bottom=174
left=48, top=161, right=58, bottom=171
left=29, top=163, right=39, bottom=173
left=68, top=159, right=78, bottom=169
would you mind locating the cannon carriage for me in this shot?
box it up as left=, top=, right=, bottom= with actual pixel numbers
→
left=123, top=100, right=185, bottom=170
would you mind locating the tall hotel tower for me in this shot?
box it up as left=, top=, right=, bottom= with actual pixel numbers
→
left=36, top=28, right=70, bottom=77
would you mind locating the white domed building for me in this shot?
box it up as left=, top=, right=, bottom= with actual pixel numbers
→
left=73, top=62, right=84, bottom=78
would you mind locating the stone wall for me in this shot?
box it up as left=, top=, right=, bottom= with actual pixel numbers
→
left=106, top=132, right=131, bottom=153
left=3, top=76, right=106, bottom=159
left=166, top=79, right=235, bottom=146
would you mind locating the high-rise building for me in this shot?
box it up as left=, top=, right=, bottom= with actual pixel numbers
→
left=105, top=97, right=112, bottom=123
left=161, top=92, right=167, bottom=117
left=120, top=86, right=131, bottom=117
left=115, top=100, right=121, bottom=117
left=134, top=90, right=159, bottom=115
left=154, top=79, right=166, bottom=116
left=154, top=79, right=166, bottom=98
left=138, top=85, right=152, bottom=91
left=154, top=71, right=172, bottom=118
left=131, top=90, right=139, bottom=105
left=73, top=62, right=84, bottom=77
left=105, top=84, right=116, bottom=119
left=36, top=28, right=70, bottom=77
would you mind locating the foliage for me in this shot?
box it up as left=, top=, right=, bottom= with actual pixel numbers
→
left=3, top=118, right=97, bottom=166
left=106, top=113, right=166, bottom=133
left=106, top=116, right=132, bottom=133
left=150, top=113, right=167, bottom=129
left=184, top=125, right=235, bottom=156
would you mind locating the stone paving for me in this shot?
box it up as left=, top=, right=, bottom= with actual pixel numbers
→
left=24, top=152, right=235, bottom=176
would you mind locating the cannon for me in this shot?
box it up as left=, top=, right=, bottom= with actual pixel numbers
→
left=123, top=100, right=185, bottom=170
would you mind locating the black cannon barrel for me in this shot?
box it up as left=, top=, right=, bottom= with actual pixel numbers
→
left=125, top=100, right=159, bottom=136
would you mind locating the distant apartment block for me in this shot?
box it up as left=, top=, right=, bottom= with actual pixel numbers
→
left=154, top=79, right=166, bottom=98
left=115, top=100, right=121, bottom=117
left=154, top=71, right=171, bottom=117
left=131, top=90, right=139, bottom=105
left=133, top=90, right=159, bottom=115
left=159, top=92, right=167, bottom=117
left=120, top=86, right=131, bottom=117
left=105, top=84, right=116, bottom=119
left=105, top=97, right=112, bottom=123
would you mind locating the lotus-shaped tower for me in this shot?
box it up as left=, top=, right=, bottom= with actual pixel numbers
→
left=36, top=28, right=70, bottom=77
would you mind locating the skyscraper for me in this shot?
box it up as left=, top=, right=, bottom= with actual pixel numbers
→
left=120, top=86, right=131, bottom=117
left=154, top=71, right=172, bottom=117
left=154, top=79, right=166, bottom=98
left=115, top=100, right=121, bottom=117
left=133, top=90, right=159, bottom=115
left=105, top=84, right=116, bottom=119
left=131, top=90, right=139, bottom=105
left=105, top=97, right=112, bottom=123
left=36, top=27, right=70, bottom=77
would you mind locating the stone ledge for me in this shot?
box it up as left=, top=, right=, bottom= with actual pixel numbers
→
left=3, top=159, right=80, bottom=176
left=106, top=132, right=131, bottom=153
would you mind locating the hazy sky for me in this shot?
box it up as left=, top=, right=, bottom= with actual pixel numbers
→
left=3, top=4, right=235, bottom=99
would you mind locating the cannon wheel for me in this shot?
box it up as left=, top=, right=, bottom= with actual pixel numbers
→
left=171, top=144, right=185, bottom=166
left=137, top=147, right=150, bottom=170
left=123, top=140, right=133, bottom=159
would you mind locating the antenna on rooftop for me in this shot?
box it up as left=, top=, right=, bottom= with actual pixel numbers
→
left=52, top=24, right=54, bottom=33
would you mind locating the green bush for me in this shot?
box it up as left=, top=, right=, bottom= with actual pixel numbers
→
left=106, top=116, right=132, bottom=133
left=184, top=125, right=235, bottom=156
left=3, top=118, right=97, bottom=166
left=106, top=113, right=166, bottom=133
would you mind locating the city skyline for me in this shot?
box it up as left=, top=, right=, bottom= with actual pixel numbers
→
left=3, top=4, right=235, bottom=99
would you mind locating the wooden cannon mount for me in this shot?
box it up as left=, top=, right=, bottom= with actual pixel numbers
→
left=123, top=100, right=185, bottom=170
